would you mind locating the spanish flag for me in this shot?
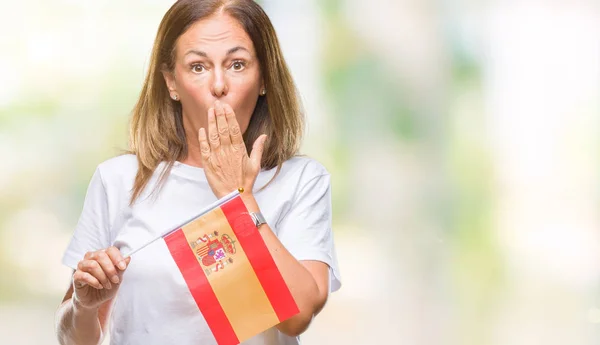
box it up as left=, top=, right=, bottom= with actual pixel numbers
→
left=162, top=193, right=299, bottom=345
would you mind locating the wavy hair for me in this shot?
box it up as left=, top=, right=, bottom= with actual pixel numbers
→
left=127, top=0, right=303, bottom=204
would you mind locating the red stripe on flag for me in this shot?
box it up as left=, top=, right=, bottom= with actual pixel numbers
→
left=221, top=196, right=299, bottom=321
left=165, top=229, right=239, bottom=345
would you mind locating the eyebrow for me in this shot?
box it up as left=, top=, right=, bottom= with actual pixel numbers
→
left=226, top=46, right=249, bottom=55
left=184, top=46, right=250, bottom=58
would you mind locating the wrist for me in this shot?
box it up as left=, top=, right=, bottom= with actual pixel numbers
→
left=71, top=296, right=100, bottom=314
left=240, top=192, right=259, bottom=212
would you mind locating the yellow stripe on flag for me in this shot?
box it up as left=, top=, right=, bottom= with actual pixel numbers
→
left=181, top=207, right=280, bottom=342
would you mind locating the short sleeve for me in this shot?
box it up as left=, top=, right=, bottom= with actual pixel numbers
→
left=275, top=173, right=342, bottom=293
left=61, top=167, right=112, bottom=270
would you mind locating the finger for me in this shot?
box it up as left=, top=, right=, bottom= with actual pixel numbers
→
left=224, top=103, right=243, bottom=147
left=73, top=270, right=103, bottom=290
left=198, top=128, right=211, bottom=161
left=78, top=259, right=112, bottom=289
left=207, top=107, right=220, bottom=150
left=215, top=101, right=231, bottom=146
left=114, top=257, right=131, bottom=281
left=113, top=257, right=131, bottom=281
left=106, top=246, right=127, bottom=271
left=250, top=134, right=268, bottom=168
left=96, top=250, right=120, bottom=284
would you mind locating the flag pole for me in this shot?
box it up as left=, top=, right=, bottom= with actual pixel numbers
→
left=122, top=189, right=240, bottom=258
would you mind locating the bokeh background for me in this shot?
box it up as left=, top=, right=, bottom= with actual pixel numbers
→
left=1, top=0, right=600, bottom=344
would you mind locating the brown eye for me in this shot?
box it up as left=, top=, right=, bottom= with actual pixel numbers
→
left=192, top=64, right=205, bottom=73
left=232, top=61, right=245, bottom=71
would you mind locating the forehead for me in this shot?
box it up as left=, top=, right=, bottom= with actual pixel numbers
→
left=176, top=13, right=255, bottom=56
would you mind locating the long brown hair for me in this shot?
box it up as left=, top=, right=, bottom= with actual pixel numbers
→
left=128, top=0, right=303, bottom=205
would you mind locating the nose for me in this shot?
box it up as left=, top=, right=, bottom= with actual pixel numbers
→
left=210, top=69, right=229, bottom=98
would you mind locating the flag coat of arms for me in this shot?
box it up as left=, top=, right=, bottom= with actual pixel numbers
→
left=145, top=192, right=298, bottom=344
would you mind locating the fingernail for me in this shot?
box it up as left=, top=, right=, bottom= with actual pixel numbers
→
left=112, top=275, right=120, bottom=284
left=105, top=282, right=112, bottom=289
left=118, top=261, right=126, bottom=270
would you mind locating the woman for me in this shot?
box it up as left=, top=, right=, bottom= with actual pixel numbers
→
left=55, top=1, right=341, bottom=344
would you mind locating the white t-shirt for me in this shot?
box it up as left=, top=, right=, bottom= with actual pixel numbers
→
left=61, top=154, right=341, bottom=345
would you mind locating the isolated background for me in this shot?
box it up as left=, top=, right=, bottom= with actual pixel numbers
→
left=1, top=0, right=600, bottom=344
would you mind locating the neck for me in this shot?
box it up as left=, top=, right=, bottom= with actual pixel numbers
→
left=180, top=115, right=205, bottom=168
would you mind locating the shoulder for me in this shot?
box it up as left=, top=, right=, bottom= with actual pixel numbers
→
left=256, top=155, right=330, bottom=194
left=97, top=153, right=138, bottom=173
left=94, top=153, right=138, bottom=189
left=96, top=154, right=138, bottom=177
left=276, top=155, right=330, bottom=181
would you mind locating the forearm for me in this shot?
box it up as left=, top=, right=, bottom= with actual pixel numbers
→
left=242, top=194, right=324, bottom=336
left=56, top=299, right=103, bottom=345
left=259, top=225, right=323, bottom=335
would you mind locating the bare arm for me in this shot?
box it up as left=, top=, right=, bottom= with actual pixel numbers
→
left=56, top=280, right=112, bottom=345
left=56, top=248, right=130, bottom=345
left=242, top=194, right=330, bottom=337
left=197, top=101, right=333, bottom=337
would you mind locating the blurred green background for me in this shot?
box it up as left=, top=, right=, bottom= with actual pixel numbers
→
left=1, top=0, right=600, bottom=344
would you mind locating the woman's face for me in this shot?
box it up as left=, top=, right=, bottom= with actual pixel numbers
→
left=163, top=13, right=263, bottom=134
